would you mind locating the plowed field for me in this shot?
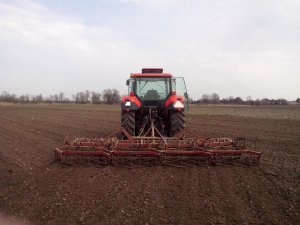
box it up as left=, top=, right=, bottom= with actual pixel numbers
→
left=0, top=104, right=299, bottom=225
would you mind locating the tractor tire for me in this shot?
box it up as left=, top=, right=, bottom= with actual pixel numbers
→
left=121, top=111, right=136, bottom=136
left=170, top=110, right=186, bottom=137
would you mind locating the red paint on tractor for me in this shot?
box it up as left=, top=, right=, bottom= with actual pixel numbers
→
left=121, top=95, right=142, bottom=107
left=164, top=94, right=184, bottom=108
left=130, top=73, right=173, bottom=77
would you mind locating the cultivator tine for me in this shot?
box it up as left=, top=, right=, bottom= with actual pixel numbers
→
left=58, top=154, right=109, bottom=167
left=111, top=149, right=160, bottom=167
left=55, top=147, right=111, bottom=167
left=55, top=128, right=261, bottom=167
left=111, top=156, right=160, bottom=167
left=161, top=149, right=212, bottom=167
left=208, top=149, right=261, bottom=166
left=162, top=155, right=211, bottom=167
left=76, top=155, right=109, bottom=167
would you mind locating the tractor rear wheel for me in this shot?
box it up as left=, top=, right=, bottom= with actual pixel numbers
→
left=121, top=111, right=136, bottom=136
left=170, top=110, right=185, bottom=136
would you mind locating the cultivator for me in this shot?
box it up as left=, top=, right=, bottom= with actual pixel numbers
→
left=55, top=68, right=261, bottom=167
left=55, top=126, right=261, bottom=167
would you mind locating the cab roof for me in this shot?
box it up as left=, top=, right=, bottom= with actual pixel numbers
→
left=130, top=73, right=172, bottom=77
left=130, top=68, right=173, bottom=77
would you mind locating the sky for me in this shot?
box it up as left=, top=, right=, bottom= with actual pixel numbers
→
left=0, top=0, right=299, bottom=100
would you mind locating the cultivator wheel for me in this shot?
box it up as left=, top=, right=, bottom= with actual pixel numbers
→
left=55, top=126, right=261, bottom=167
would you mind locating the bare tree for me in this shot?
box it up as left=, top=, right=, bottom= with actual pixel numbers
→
left=210, top=93, right=220, bottom=104
left=187, top=93, right=193, bottom=103
left=74, top=92, right=86, bottom=104
left=19, top=95, right=26, bottom=103
left=102, top=89, right=113, bottom=104
left=112, top=89, right=121, bottom=104
left=102, top=89, right=120, bottom=104
left=35, top=94, right=43, bottom=102
left=85, top=90, right=90, bottom=103
left=64, top=97, right=70, bottom=102
left=228, top=96, right=234, bottom=104
left=201, top=94, right=209, bottom=104
left=233, top=97, right=244, bottom=104
left=277, top=99, right=288, bottom=105
left=25, top=94, right=30, bottom=102
left=91, top=92, right=102, bottom=104
left=246, top=96, right=253, bottom=105
left=58, top=92, right=65, bottom=102
left=253, top=99, right=261, bottom=106
left=0, top=91, right=17, bottom=102
left=53, top=94, right=59, bottom=102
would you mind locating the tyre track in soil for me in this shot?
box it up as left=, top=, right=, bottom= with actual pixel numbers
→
left=0, top=104, right=299, bottom=225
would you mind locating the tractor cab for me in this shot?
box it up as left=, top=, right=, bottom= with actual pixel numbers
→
left=122, top=68, right=188, bottom=137
left=126, top=68, right=188, bottom=108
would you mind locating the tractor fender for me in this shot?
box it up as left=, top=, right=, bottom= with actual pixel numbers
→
left=121, top=95, right=141, bottom=111
left=164, top=95, right=185, bottom=110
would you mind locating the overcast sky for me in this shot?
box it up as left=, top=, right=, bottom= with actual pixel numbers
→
left=0, top=0, right=299, bottom=100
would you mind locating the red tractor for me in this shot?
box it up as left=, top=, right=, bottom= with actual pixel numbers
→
left=55, top=68, right=261, bottom=167
left=121, top=68, right=188, bottom=137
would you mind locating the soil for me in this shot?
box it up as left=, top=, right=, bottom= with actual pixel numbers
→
left=0, top=104, right=299, bottom=225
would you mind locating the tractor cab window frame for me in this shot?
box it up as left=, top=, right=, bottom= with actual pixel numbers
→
left=134, top=77, right=171, bottom=101
left=127, top=78, right=135, bottom=94
left=171, top=78, right=176, bottom=92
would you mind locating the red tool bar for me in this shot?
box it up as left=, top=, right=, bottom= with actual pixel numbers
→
left=206, top=149, right=261, bottom=155
left=162, top=150, right=212, bottom=156
left=55, top=148, right=111, bottom=157
left=111, top=149, right=161, bottom=157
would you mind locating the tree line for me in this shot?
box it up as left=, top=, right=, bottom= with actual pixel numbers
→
left=0, top=89, right=121, bottom=104
left=1, top=90, right=299, bottom=105
left=191, top=93, right=300, bottom=105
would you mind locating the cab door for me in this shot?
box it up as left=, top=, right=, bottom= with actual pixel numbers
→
left=174, top=77, right=189, bottom=112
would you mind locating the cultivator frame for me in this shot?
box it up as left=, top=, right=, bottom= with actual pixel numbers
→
left=55, top=125, right=261, bottom=167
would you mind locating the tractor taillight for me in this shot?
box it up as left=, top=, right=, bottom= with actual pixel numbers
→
left=130, top=91, right=134, bottom=96
left=174, top=100, right=184, bottom=109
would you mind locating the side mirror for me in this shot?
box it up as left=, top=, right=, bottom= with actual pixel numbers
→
left=126, top=79, right=130, bottom=86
